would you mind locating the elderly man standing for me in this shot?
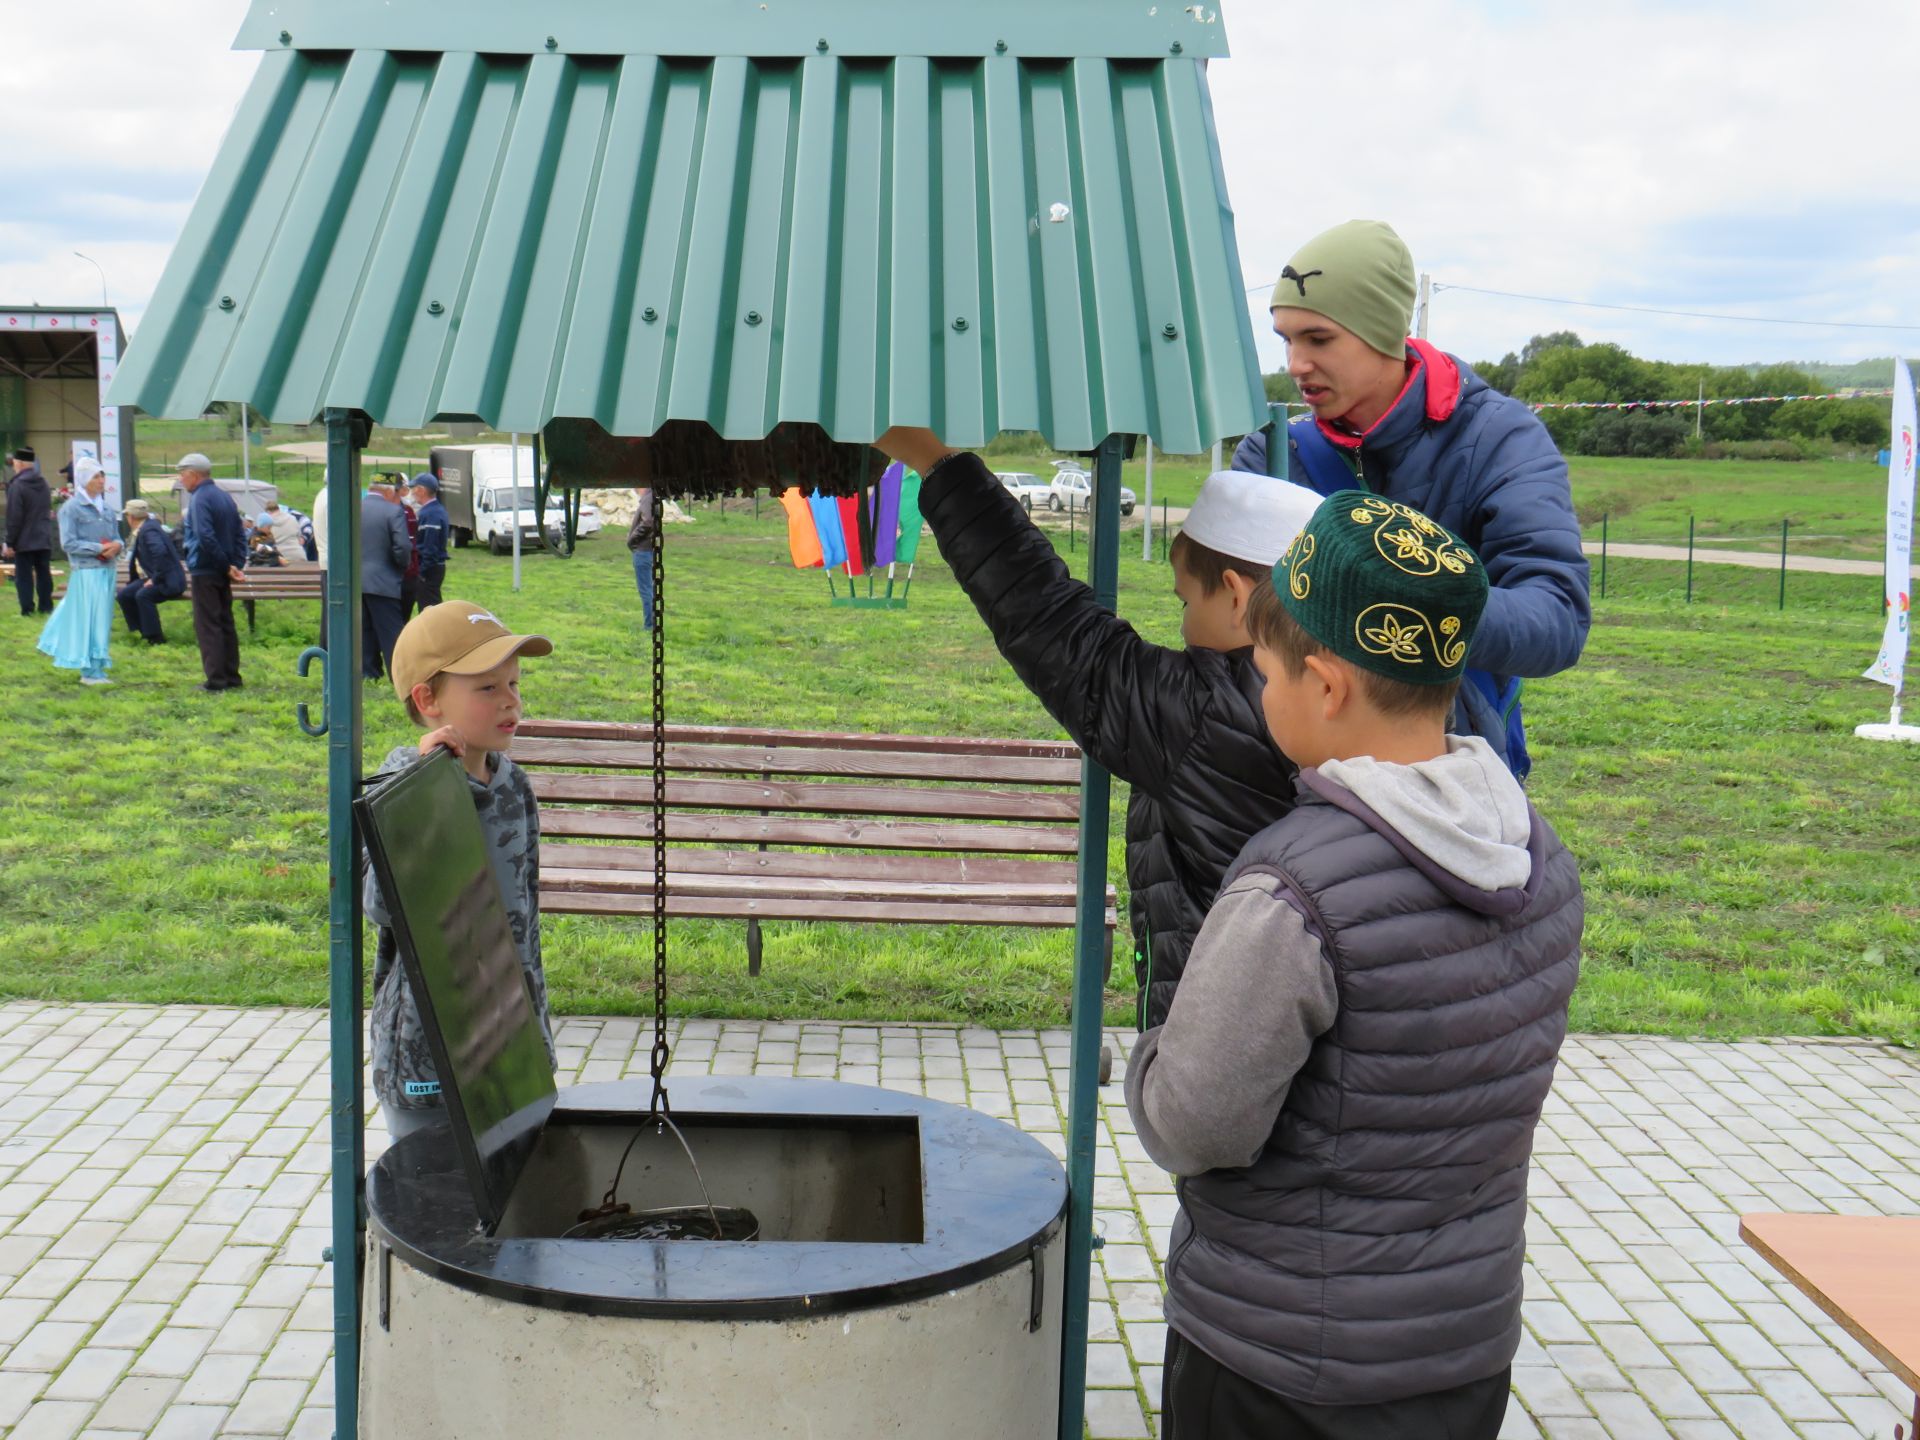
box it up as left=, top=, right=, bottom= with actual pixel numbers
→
left=178, top=453, right=249, bottom=691
left=4, top=447, right=55, bottom=617
left=117, top=497, right=188, bottom=644
left=360, top=479, right=412, bottom=678
left=1233, top=221, right=1589, bottom=778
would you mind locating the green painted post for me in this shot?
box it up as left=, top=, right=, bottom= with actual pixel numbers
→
left=1779, top=518, right=1788, bottom=611
left=1600, top=514, right=1607, bottom=600
left=322, top=408, right=366, bottom=1440
left=1265, top=401, right=1289, bottom=480
left=1686, top=514, right=1694, bottom=604
left=1059, top=434, right=1123, bottom=1440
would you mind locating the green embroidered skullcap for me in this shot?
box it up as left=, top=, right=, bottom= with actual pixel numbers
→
left=1268, top=220, right=1417, bottom=360
left=1272, top=490, right=1489, bottom=685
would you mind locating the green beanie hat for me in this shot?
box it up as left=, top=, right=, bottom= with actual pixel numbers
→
left=1273, top=490, right=1488, bottom=685
left=1268, top=220, right=1417, bottom=360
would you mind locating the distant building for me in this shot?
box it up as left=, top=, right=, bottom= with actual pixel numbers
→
left=0, top=306, right=140, bottom=513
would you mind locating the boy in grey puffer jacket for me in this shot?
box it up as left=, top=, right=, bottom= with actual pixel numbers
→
left=362, top=601, right=558, bottom=1142
left=1128, top=492, right=1582, bottom=1439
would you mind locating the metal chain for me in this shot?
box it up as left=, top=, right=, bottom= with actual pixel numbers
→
left=647, top=489, right=671, bottom=1117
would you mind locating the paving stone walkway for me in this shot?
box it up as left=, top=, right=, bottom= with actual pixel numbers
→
left=0, top=1003, right=1915, bottom=1438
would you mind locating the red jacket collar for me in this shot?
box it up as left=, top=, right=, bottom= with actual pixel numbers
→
left=1314, top=338, right=1461, bottom=449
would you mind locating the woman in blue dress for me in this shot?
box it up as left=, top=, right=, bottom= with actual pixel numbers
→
left=38, top=459, right=124, bottom=685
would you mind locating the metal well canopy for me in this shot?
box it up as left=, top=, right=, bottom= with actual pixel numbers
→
left=111, top=1, right=1264, bottom=454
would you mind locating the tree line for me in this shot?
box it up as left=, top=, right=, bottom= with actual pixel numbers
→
left=1264, top=333, right=1908, bottom=461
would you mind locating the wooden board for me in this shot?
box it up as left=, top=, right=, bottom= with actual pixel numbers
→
left=540, top=843, right=1082, bottom=886
left=518, top=717, right=1081, bottom=762
left=538, top=807, right=1080, bottom=855
left=541, top=888, right=1116, bottom=930
left=1740, top=1212, right=1920, bottom=1396
left=510, top=736, right=1083, bottom=786
left=526, top=772, right=1081, bottom=822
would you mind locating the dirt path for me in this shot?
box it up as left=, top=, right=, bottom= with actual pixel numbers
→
left=1586, top=540, right=1913, bottom=579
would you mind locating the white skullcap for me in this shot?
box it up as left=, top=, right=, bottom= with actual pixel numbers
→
left=1179, top=471, right=1323, bottom=568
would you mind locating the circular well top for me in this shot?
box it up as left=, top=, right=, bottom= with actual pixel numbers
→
left=367, top=1075, right=1067, bottom=1320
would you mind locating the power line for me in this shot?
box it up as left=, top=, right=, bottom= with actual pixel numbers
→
left=1242, top=276, right=1920, bottom=333
left=1428, top=283, right=1920, bottom=334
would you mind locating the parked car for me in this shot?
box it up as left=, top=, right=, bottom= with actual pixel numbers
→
left=1047, top=469, right=1136, bottom=517
left=995, top=471, right=1053, bottom=510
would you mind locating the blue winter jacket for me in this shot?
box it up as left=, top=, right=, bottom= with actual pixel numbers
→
left=58, top=497, right=121, bottom=571
left=128, top=520, right=188, bottom=597
left=1234, top=341, right=1589, bottom=773
left=182, top=481, right=248, bottom=576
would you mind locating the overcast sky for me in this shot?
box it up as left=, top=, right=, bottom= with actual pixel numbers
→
left=5, top=0, right=1917, bottom=381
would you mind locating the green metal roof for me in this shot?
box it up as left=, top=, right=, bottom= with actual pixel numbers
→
left=113, top=6, right=1263, bottom=455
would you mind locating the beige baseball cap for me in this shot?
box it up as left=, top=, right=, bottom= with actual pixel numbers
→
left=390, top=601, right=553, bottom=707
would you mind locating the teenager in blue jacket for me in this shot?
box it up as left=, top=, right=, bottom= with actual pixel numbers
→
left=1233, top=221, right=1589, bottom=777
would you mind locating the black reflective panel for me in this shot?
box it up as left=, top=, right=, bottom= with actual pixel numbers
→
left=355, top=750, right=554, bottom=1231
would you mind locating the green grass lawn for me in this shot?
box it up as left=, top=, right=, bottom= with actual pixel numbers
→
left=5, top=448, right=1915, bottom=1042
left=1569, top=455, right=1889, bottom=560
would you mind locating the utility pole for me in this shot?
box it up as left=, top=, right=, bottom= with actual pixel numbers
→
left=1416, top=272, right=1431, bottom=340
left=1695, top=379, right=1704, bottom=440
left=241, top=402, right=252, bottom=483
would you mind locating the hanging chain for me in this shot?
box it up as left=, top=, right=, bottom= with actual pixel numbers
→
left=647, top=489, right=671, bottom=1118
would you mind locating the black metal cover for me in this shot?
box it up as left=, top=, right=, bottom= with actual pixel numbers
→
left=355, top=750, right=556, bottom=1231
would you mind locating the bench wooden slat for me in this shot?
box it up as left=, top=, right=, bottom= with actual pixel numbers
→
left=543, top=866, right=1077, bottom=905
left=542, top=843, right=1081, bottom=886
left=538, top=808, right=1080, bottom=855
left=543, top=890, right=1113, bottom=930
left=511, top=736, right=1083, bottom=787
left=527, top=772, right=1081, bottom=823
left=518, top=718, right=1079, bottom=761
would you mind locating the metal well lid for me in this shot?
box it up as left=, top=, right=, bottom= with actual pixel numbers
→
left=354, top=750, right=556, bottom=1231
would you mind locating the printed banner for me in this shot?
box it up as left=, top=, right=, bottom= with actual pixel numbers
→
left=1863, top=361, right=1917, bottom=692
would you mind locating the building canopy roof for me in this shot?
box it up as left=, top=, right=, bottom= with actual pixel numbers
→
left=112, top=1, right=1264, bottom=456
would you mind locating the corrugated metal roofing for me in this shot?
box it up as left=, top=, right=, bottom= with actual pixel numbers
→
left=113, top=26, right=1264, bottom=454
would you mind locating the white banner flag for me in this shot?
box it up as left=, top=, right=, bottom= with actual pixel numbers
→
left=1863, top=360, right=1917, bottom=693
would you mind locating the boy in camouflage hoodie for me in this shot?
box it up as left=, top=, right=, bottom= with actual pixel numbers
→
left=362, top=601, right=558, bottom=1141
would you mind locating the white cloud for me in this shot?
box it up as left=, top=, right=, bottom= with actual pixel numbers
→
left=4, top=0, right=1914, bottom=378
left=1210, top=0, right=1920, bottom=369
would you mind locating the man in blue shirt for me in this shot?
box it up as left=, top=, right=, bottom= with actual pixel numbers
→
left=178, top=454, right=249, bottom=691
left=409, top=474, right=449, bottom=609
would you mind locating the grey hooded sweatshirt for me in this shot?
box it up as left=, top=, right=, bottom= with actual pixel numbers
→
left=1126, top=735, right=1582, bottom=1404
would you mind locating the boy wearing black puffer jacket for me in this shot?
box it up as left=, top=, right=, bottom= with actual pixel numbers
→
left=874, top=428, right=1320, bottom=1030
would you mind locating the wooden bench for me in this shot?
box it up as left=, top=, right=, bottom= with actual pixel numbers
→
left=511, top=719, right=1119, bottom=973
left=58, top=558, right=323, bottom=633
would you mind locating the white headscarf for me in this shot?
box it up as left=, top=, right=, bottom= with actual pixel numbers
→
left=72, top=459, right=109, bottom=516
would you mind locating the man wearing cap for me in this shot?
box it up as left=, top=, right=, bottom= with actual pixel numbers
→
left=1233, top=220, right=1589, bottom=779
left=4, top=447, right=55, bottom=617
left=360, top=478, right=413, bottom=676
left=409, top=473, right=449, bottom=610
left=116, top=498, right=188, bottom=644
left=257, top=498, right=303, bottom=555
left=177, top=453, right=249, bottom=691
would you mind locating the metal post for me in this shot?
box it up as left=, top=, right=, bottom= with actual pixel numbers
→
left=1696, top=380, right=1704, bottom=441
left=241, top=402, right=251, bottom=483
left=1059, top=433, right=1123, bottom=1440
left=1686, top=514, right=1694, bottom=604
left=510, top=432, right=522, bottom=591
left=1416, top=272, right=1431, bottom=340
left=1779, top=518, right=1788, bottom=610
left=1069, top=494, right=1076, bottom=551
left=322, top=408, right=366, bottom=1440
left=1210, top=439, right=1221, bottom=474
left=1264, top=401, right=1289, bottom=481
left=1160, top=497, right=1169, bottom=564
left=1142, top=439, right=1155, bottom=561
left=1599, top=513, right=1608, bottom=600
